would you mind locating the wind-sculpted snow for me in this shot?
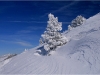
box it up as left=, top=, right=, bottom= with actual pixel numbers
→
left=0, top=13, right=100, bottom=74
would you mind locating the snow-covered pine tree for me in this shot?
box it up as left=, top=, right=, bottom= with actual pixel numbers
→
left=70, top=15, right=86, bottom=28
left=39, top=38, right=44, bottom=45
left=41, top=13, right=67, bottom=54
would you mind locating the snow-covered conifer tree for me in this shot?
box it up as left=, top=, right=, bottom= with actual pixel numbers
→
left=39, top=38, right=44, bottom=45
left=41, top=13, right=67, bottom=54
left=70, top=15, right=86, bottom=28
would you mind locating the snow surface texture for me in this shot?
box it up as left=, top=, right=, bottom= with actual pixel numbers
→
left=0, top=13, right=100, bottom=74
left=0, top=54, right=16, bottom=69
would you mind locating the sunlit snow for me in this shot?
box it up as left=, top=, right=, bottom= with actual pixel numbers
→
left=0, top=13, right=100, bottom=74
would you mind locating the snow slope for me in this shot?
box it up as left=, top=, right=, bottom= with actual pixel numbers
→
left=0, top=13, right=100, bottom=74
left=0, top=54, right=17, bottom=69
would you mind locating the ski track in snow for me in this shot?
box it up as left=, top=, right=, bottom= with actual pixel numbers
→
left=0, top=52, right=70, bottom=74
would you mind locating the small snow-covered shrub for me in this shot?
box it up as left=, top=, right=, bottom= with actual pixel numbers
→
left=68, top=15, right=86, bottom=31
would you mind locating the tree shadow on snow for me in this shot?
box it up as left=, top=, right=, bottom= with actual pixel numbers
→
left=35, top=46, right=48, bottom=56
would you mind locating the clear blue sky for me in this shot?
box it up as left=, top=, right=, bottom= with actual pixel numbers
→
left=0, top=1, right=100, bottom=55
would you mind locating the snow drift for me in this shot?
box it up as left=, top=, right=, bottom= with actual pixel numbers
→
left=0, top=13, right=100, bottom=74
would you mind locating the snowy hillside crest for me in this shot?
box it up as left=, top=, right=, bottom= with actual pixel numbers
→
left=1, top=13, right=100, bottom=74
